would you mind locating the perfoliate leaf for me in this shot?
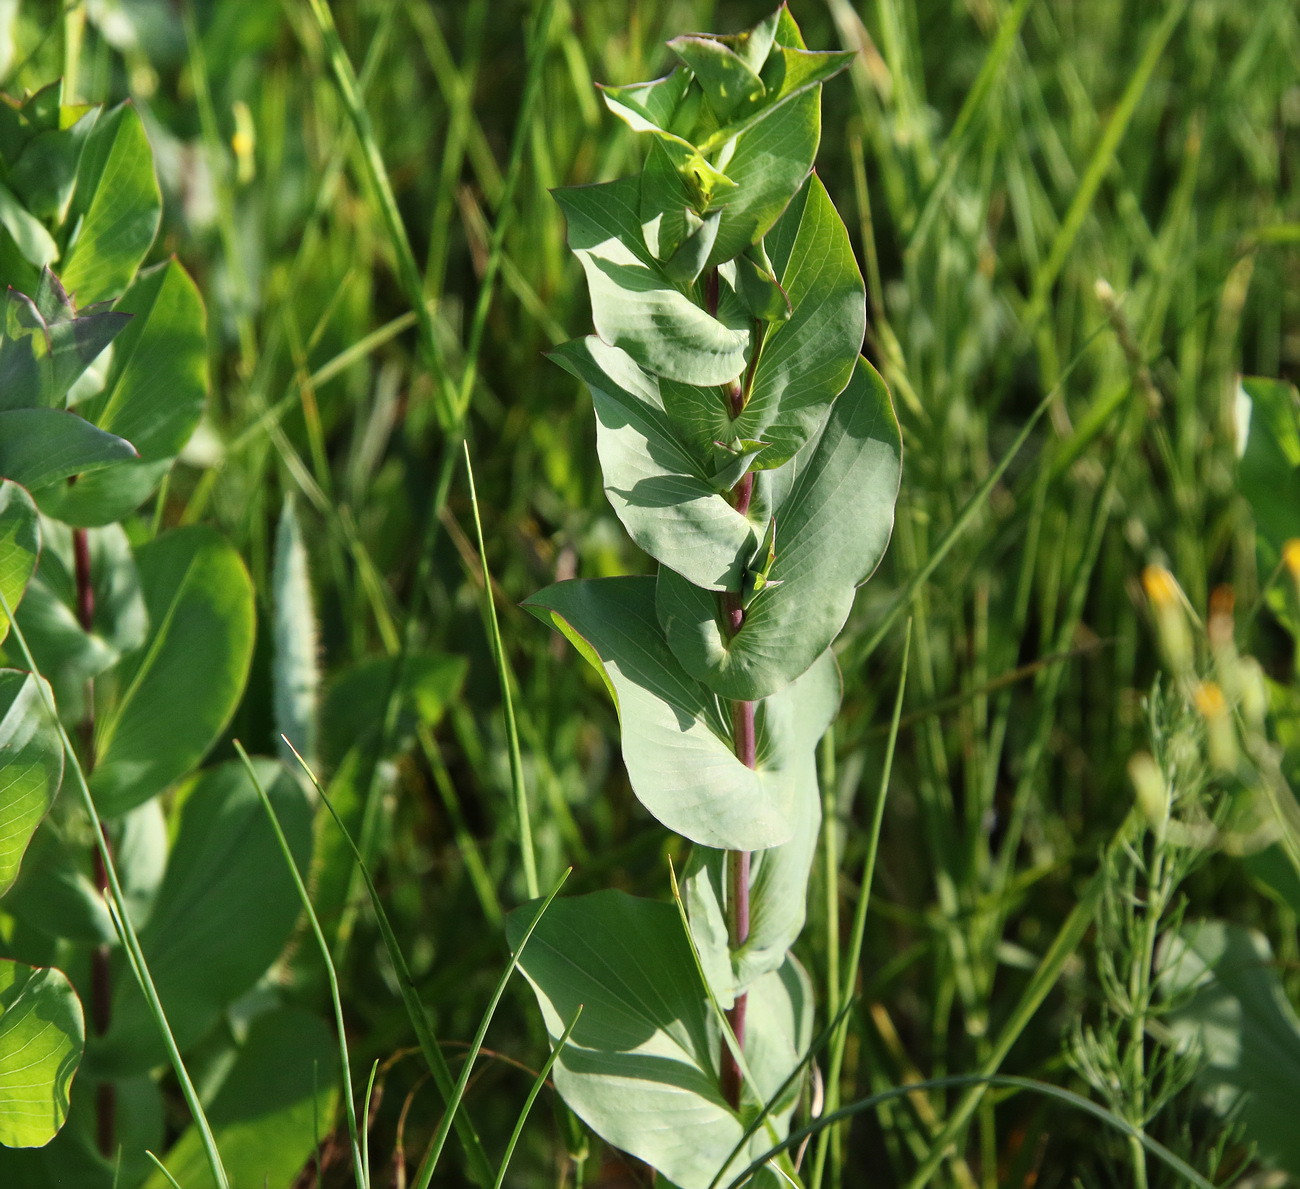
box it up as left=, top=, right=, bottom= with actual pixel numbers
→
left=657, top=175, right=865, bottom=471
left=555, top=177, right=750, bottom=387
left=524, top=578, right=836, bottom=851
left=686, top=655, right=838, bottom=999
left=735, top=174, right=865, bottom=466
left=553, top=335, right=757, bottom=591
left=507, top=891, right=811, bottom=1189
left=658, top=356, right=901, bottom=701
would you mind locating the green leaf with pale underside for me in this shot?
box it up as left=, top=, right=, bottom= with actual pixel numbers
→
left=0, top=670, right=63, bottom=898
left=556, top=177, right=750, bottom=387
left=657, top=357, right=901, bottom=701
left=524, top=577, right=836, bottom=851
left=0, top=480, right=38, bottom=644
left=508, top=891, right=812, bottom=1189
left=553, top=335, right=758, bottom=591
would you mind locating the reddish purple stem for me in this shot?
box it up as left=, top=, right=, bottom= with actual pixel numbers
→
left=75, top=527, right=116, bottom=1156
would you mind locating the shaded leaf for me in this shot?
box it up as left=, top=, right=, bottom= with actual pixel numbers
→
left=553, top=335, right=757, bottom=591
left=90, top=527, right=255, bottom=816
left=141, top=1009, right=338, bottom=1189
left=0, top=408, right=136, bottom=490
left=1160, top=920, right=1300, bottom=1176
left=319, top=651, right=466, bottom=769
left=11, top=522, right=147, bottom=719
left=0, top=182, right=57, bottom=269
left=0, top=272, right=131, bottom=412
left=508, top=891, right=809, bottom=1189
left=35, top=260, right=206, bottom=527
left=97, top=759, right=313, bottom=1074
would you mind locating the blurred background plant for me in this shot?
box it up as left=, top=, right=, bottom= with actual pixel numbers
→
left=0, top=0, right=1297, bottom=1185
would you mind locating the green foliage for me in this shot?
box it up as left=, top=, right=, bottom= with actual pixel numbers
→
left=0, top=959, right=83, bottom=1148
left=0, top=0, right=1295, bottom=1184
left=520, top=10, right=893, bottom=1185
left=89, top=527, right=255, bottom=817
left=0, top=72, right=329, bottom=1187
left=508, top=891, right=812, bottom=1188
left=1160, top=921, right=1300, bottom=1176
left=138, top=1009, right=338, bottom=1189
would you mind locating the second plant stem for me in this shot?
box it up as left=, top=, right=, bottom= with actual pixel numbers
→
left=74, top=526, right=116, bottom=1156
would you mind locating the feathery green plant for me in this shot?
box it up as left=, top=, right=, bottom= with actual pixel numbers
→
left=510, top=9, right=901, bottom=1186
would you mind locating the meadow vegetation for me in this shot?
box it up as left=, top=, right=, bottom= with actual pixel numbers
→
left=0, top=1, right=1298, bottom=1186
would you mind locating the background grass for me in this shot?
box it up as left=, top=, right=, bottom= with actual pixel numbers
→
left=8, top=0, right=1300, bottom=1184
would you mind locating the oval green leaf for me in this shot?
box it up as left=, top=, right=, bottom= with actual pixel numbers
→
left=508, top=890, right=810, bottom=1189
left=555, top=177, right=750, bottom=387
left=96, top=759, right=313, bottom=1073
left=0, top=670, right=63, bottom=898
left=90, top=526, right=255, bottom=817
left=553, top=335, right=758, bottom=590
left=0, top=480, right=39, bottom=644
left=0, top=961, right=84, bottom=1148
left=524, top=577, right=836, bottom=851
left=0, top=408, right=136, bottom=490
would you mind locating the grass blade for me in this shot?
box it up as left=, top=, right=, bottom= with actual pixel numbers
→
left=0, top=589, right=230, bottom=1189
left=409, top=870, right=571, bottom=1189
left=464, top=442, right=537, bottom=898
left=284, top=738, right=499, bottom=1188
left=234, top=741, right=366, bottom=1189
